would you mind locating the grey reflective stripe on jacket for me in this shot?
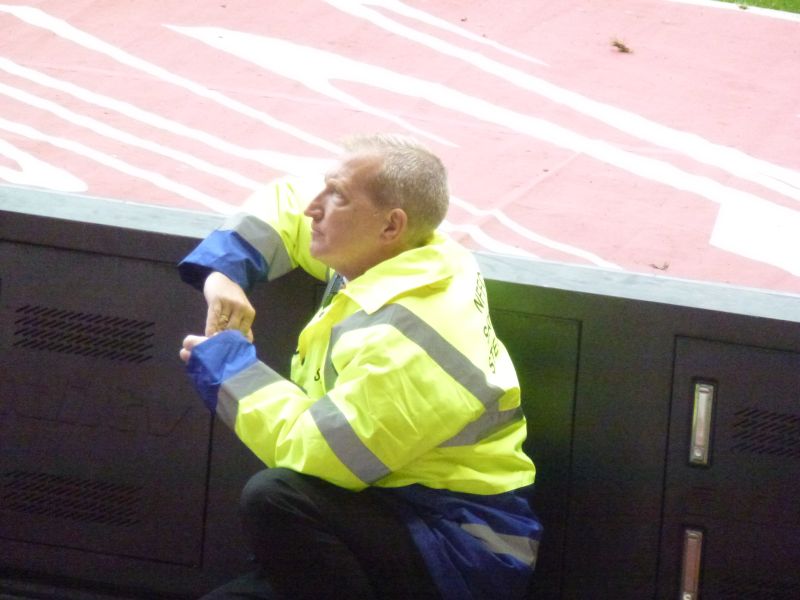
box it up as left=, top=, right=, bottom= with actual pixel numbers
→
left=460, top=523, right=539, bottom=566
left=309, top=396, right=391, bottom=484
left=441, top=406, right=525, bottom=447
left=323, top=303, right=524, bottom=447
left=221, top=214, right=293, bottom=280
left=217, top=361, right=286, bottom=429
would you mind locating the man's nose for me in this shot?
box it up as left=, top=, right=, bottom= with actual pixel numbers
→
left=304, top=196, right=323, bottom=219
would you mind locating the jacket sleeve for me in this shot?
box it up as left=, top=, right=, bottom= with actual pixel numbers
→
left=186, top=317, right=488, bottom=491
left=178, top=176, right=328, bottom=291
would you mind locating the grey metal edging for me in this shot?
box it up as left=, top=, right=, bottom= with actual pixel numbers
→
left=0, top=184, right=222, bottom=239
left=475, top=252, right=800, bottom=325
left=3, top=184, right=798, bottom=324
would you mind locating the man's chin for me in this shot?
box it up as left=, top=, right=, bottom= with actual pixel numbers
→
left=309, top=245, right=330, bottom=264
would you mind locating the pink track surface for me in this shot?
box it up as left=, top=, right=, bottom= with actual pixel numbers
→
left=2, top=0, right=799, bottom=293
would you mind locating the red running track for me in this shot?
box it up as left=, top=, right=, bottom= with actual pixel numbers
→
left=1, top=0, right=799, bottom=293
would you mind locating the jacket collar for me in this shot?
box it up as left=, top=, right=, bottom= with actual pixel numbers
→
left=338, top=232, right=461, bottom=314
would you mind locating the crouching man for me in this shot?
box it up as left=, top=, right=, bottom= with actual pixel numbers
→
left=178, top=134, right=541, bottom=599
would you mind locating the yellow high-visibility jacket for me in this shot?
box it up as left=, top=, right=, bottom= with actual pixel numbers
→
left=179, top=177, right=536, bottom=495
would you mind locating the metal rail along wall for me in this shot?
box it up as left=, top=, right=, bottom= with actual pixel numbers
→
left=1, top=186, right=799, bottom=600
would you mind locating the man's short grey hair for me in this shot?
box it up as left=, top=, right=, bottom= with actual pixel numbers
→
left=342, top=133, right=449, bottom=245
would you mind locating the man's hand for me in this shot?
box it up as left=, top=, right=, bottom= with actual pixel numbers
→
left=204, top=271, right=255, bottom=340
left=179, top=334, right=208, bottom=364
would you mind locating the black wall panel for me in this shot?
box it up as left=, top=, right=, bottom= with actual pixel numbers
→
left=0, top=243, right=209, bottom=567
left=659, top=338, right=800, bottom=600
left=0, top=243, right=208, bottom=597
left=491, top=309, right=579, bottom=599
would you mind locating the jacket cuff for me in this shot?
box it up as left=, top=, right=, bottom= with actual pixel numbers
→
left=178, top=229, right=267, bottom=291
left=186, top=330, right=258, bottom=413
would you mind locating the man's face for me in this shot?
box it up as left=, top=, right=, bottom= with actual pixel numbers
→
left=304, top=152, right=389, bottom=279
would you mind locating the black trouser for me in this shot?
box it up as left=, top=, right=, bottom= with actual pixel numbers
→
left=201, top=468, right=441, bottom=600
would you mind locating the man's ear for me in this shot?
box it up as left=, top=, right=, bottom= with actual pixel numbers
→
left=381, top=208, right=409, bottom=243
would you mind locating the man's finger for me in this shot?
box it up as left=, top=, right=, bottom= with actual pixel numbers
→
left=240, top=311, right=256, bottom=336
left=225, top=311, right=241, bottom=333
left=206, top=301, right=226, bottom=336
left=183, top=334, right=208, bottom=349
left=179, top=334, right=207, bottom=363
left=179, top=346, right=192, bottom=363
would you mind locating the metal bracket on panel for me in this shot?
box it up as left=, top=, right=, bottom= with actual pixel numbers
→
left=689, top=381, right=715, bottom=466
left=680, top=527, right=704, bottom=600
